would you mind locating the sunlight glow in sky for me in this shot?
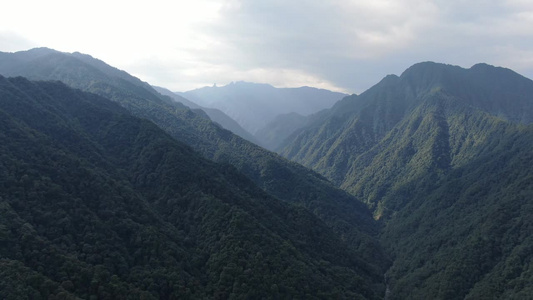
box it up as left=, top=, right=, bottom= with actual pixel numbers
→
left=2, top=0, right=533, bottom=94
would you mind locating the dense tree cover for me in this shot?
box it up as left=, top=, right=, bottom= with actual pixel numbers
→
left=278, top=62, right=533, bottom=298
left=280, top=62, right=533, bottom=186
left=0, top=76, right=384, bottom=299
left=0, top=48, right=388, bottom=282
left=381, top=121, right=533, bottom=299
left=8, top=49, right=533, bottom=299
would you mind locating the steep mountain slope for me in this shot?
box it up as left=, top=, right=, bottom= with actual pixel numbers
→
left=179, top=81, right=347, bottom=135
left=281, top=62, right=533, bottom=188
left=381, top=119, right=533, bottom=299
left=0, top=75, right=386, bottom=299
left=153, top=85, right=257, bottom=143
left=280, top=62, right=533, bottom=298
left=279, top=79, right=404, bottom=185
left=0, top=48, right=387, bottom=286
left=254, top=112, right=310, bottom=151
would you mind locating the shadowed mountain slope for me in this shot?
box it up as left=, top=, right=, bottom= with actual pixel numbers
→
left=0, top=75, right=386, bottom=299
left=0, top=48, right=388, bottom=294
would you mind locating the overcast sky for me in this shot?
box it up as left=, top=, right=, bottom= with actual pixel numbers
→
left=1, top=0, right=533, bottom=94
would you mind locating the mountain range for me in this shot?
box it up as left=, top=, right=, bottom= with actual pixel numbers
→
left=0, top=49, right=384, bottom=261
left=0, top=48, right=386, bottom=298
left=1, top=48, right=533, bottom=299
left=0, top=75, right=382, bottom=298
left=178, top=81, right=347, bottom=136
left=278, top=61, right=533, bottom=298
left=152, top=85, right=258, bottom=143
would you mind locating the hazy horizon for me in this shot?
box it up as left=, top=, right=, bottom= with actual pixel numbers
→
left=2, top=1, right=533, bottom=94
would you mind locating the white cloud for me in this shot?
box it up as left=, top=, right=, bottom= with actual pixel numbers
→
left=179, top=0, right=444, bottom=92
left=127, top=55, right=348, bottom=93
left=0, top=32, right=37, bottom=52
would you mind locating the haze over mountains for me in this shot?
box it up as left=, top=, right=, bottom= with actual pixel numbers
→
left=1, top=48, right=533, bottom=299
left=152, top=85, right=258, bottom=143
left=179, top=82, right=347, bottom=136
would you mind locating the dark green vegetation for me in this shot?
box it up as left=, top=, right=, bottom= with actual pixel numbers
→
left=0, top=49, right=387, bottom=281
left=4, top=47, right=533, bottom=299
left=0, top=49, right=387, bottom=298
left=0, top=48, right=387, bottom=275
left=0, top=76, right=384, bottom=299
left=280, top=62, right=533, bottom=298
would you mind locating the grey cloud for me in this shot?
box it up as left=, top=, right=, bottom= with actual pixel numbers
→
left=193, top=0, right=533, bottom=93
left=3, top=1, right=532, bottom=95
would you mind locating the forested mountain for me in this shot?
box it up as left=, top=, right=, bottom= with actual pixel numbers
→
left=153, top=85, right=258, bottom=143
left=381, top=120, right=533, bottom=299
left=279, top=62, right=533, bottom=298
left=0, top=48, right=387, bottom=296
left=0, top=75, right=386, bottom=299
left=280, top=62, right=533, bottom=187
left=179, top=81, right=347, bottom=135
left=4, top=47, right=532, bottom=299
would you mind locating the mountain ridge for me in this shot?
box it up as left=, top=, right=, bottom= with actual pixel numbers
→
left=5, top=49, right=533, bottom=298
left=277, top=61, right=533, bottom=298
left=0, top=47, right=388, bottom=292
left=280, top=62, right=533, bottom=186
left=179, top=81, right=348, bottom=135
left=0, top=75, right=385, bottom=298
left=153, top=85, right=258, bottom=143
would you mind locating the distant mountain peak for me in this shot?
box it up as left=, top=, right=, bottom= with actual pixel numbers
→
left=1, top=47, right=60, bottom=60
left=181, top=81, right=347, bottom=135
left=470, top=62, right=493, bottom=69
left=379, top=74, right=400, bottom=84
left=23, top=46, right=58, bottom=54
left=468, top=62, right=530, bottom=82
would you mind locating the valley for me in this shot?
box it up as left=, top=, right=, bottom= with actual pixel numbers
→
left=1, top=49, right=532, bottom=299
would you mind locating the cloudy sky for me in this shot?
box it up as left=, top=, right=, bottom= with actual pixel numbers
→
left=1, top=0, right=533, bottom=94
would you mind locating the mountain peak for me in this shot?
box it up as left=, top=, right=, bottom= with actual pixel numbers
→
left=181, top=81, right=346, bottom=134
left=468, top=62, right=514, bottom=76
left=1, top=47, right=60, bottom=60
left=380, top=74, right=400, bottom=84
left=400, top=61, right=463, bottom=79
left=469, top=62, right=531, bottom=83
left=470, top=62, right=493, bottom=69
left=400, top=61, right=527, bottom=85
left=21, top=47, right=58, bottom=54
